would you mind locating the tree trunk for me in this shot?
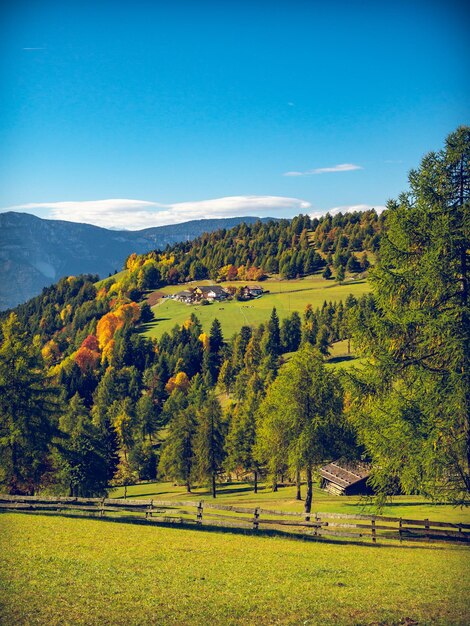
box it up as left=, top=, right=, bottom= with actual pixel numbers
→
left=124, top=484, right=127, bottom=499
left=296, top=469, right=302, bottom=500
left=211, top=473, right=216, bottom=498
left=272, top=474, right=278, bottom=492
left=186, top=480, right=191, bottom=493
left=304, top=465, right=313, bottom=518
left=253, top=469, right=258, bottom=494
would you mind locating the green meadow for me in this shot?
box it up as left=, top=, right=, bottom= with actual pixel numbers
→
left=143, top=275, right=370, bottom=339
left=1, top=510, right=468, bottom=626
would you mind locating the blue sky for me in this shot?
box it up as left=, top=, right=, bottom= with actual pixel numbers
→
left=1, top=0, right=468, bottom=229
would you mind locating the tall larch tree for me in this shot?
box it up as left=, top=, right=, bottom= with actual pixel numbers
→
left=348, top=126, right=470, bottom=505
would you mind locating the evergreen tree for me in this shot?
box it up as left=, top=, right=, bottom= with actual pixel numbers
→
left=58, top=394, right=110, bottom=497
left=158, top=404, right=196, bottom=492
left=280, top=312, right=302, bottom=353
left=336, top=264, right=345, bottom=283
left=263, top=307, right=281, bottom=358
left=193, top=393, right=225, bottom=497
left=256, top=344, right=347, bottom=513
left=225, top=374, right=263, bottom=492
left=349, top=126, right=470, bottom=505
left=0, top=314, right=62, bottom=494
left=322, top=265, right=332, bottom=280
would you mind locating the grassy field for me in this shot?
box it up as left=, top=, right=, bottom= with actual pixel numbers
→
left=109, top=480, right=470, bottom=525
left=1, top=512, right=468, bottom=625
left=142, top=275, right=370, bottom=339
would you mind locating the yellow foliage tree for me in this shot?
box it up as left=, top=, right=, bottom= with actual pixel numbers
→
left=198, top=332, right=210, bottom=351
left=165, top=371, right=190, bottom=394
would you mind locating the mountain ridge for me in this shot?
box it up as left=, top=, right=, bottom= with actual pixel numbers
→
left=0, top=212, right=277, bottom=310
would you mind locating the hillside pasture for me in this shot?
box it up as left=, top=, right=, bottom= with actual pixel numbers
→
left=1, top=512, right=468, bottom=625
left=142, top=275, right=370, bottom=339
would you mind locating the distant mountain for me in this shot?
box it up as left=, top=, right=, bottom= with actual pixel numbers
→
left=0, top=212, right=276, bottom=310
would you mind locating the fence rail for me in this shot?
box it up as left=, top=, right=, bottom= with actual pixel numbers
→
left=1, top=494, right=468, bottom=545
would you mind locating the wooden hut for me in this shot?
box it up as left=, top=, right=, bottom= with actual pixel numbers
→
left=319, top=460, right=372, bottom=496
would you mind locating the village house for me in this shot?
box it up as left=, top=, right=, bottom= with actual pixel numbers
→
left=239, top=285, right=264, bottom=300
left=319, top=459, right=372, bottom=496
left=173, top=289, right=195, bottom=304
left=194, top=285, right=229, bottom=302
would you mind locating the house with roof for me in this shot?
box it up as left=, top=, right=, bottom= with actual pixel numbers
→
left=238, top=285, right=264, bottom=300
left=173, top=289, right=195, bottom=304
left=194, top=285, right=229, bottom=301
left=319, top=459, right=372, bottom=496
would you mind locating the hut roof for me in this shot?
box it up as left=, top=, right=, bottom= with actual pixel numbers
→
left=319, top=460, right=371, bottom=489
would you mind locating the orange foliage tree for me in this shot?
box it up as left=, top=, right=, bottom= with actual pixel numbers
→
left=75, top=346, right=100, bottom=372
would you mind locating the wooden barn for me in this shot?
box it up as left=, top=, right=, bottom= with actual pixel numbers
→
left=319, top=460, right=372, bottom=496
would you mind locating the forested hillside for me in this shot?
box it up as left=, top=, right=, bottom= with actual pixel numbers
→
left=0, top=213, right=275, bottom=310
left=0, top=127, right=468, bottom=509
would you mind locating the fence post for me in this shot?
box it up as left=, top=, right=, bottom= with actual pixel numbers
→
left=196, top=501, right=203, bottom=526
left=146, top=499, right=153, bottom=520
left=100, top=498, right=105, bottom=518
left=253, top=507, right=260, bottom=531
left=424, top=518, right=430, bottom=542
left=314, top=513, right=320, bottom=537
left=371, top=517, right=376, bottom=543
left=399, top=518, right=402, bottom=543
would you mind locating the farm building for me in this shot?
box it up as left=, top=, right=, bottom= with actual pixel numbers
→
left=239, top=285, right=264, bottom=299
left=194, top=285, right=229, bottom=301
left=319, top=460, right=372, bottom=496
left=174, top=289, right=195, bottom=304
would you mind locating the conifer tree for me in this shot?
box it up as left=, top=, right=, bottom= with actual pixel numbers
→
left=349, top=126, right=470, bottom=504
left=0, top=314, right=62, bottom=494
left=256, top=344, right=346, bottom=512
left=193, top=393, right=225, bottom=497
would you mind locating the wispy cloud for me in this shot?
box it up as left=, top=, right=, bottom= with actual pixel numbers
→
left=22, top=47, right=45, bottom=51
left=3, top=196, right=312, bottom=230
left=284, top=163, right=363, bottom=177
left=310, top=204, right=386, bottom=219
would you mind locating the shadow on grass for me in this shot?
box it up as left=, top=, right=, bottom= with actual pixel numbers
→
left=2, top=510, right=458, bottom=551
left=113, top=484, right=266, bottom=500
left=328, top=355, right=356, bottom=365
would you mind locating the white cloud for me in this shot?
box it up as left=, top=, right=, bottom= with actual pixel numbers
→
left=3, top=196, right=312, bottom=230
left=284, top=163, right=363, bottom=176
left=310, top=204, right=386, bottom=219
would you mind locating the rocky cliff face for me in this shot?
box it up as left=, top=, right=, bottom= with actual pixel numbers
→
left=0, top=213, right=272, bottom=310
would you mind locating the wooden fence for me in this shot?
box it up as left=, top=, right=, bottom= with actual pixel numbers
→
left=1, top=494, right=468, bottom=545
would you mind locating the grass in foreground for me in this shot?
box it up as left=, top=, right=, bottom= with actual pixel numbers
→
left=1, top=513, right=468, bottom=625
left=142, top=275, right=370, bottom=338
